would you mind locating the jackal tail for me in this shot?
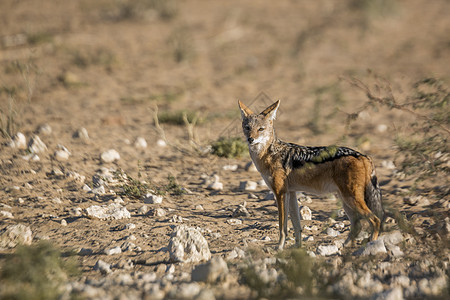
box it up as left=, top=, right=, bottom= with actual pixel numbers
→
left=364, top=160, right=385, bottom=231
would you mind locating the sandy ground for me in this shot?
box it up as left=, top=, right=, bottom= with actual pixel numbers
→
left=0, top=1, right=449, bottom=299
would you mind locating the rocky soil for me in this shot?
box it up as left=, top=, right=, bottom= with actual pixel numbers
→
left=0, top=1, right=449, bottom=299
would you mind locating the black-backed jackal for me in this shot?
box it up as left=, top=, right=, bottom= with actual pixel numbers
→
left=238, top=100, right=385, bottom=250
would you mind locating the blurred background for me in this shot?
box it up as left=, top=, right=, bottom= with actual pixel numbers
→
left=1, top=0, right=449, bottom=148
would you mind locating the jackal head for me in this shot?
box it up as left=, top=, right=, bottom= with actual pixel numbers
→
left=238, top=100, right=280, bottom=153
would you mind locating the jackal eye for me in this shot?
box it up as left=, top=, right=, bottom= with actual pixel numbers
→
left=258, top=127, right=265, bottom=131
left=244, top=125, right=250, bottom=131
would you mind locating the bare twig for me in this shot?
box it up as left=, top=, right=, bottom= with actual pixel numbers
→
left=346, top=77, right=450, bottom=134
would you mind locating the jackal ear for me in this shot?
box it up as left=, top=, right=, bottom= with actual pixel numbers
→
left=238, top=100, right=253, bottom=119
left=261, top=100, right=280, bottom=120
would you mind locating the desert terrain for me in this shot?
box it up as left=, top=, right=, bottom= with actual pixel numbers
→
left=0, top=1, right=449, bottom=299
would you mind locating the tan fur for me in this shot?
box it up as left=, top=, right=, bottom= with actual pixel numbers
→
left=238, top=100, right=382, bottom=249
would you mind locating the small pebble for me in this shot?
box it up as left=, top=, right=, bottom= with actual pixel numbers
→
left=156, top=139, right=167, bottom=147
left=104, top=246, right=122, bottom=255
left=9, top=132, right=27, bottom=149
left=100, top=149, right=120, bottom=163
left=73, top=127, right=89, bottom=140
left=134, top=137, right=147, bottom=149
left=223, top=164, right=238, bottom=171
left=143, top=193, right=163, bottom=204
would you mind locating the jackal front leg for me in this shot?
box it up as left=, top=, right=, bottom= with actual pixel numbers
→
left=275, top=192, right=288, bottom=250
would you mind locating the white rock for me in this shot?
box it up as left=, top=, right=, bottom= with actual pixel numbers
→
left=386, top=243, right=404, bottom=257
left=304, top=235, right=314, bottom=242
left=61, top=219, right=67, bottom=226
left=222, top=164, right=238, bottom=171
left=192, top=256, right=229, bottom=283
left=227, top=218, right=242, bottom=225
left=298, top=192, right=313, bottom=203
left=94, top=259, right=112, bottom=274
left=334, top=239, right=346, bottom=249
left=417, top=275, right=447, bottom=296
left=156, top=139, right=167, bottom=147
left=168, top=225, right=211, bottom=263
left=125, top=223, right=135, bottom=230
left=28, top=135, right=47, bottom=153
left=381, top=160, right=396, bottom=170
left=73, top=127, right=89, bottom=140
left=82, top=184, right=92, bottom=192
left=143, top=193, right=163, bottom=204
left=115, top=273, right=133, bottom=285
left=257, top=179, right=267, bottom=187
left=327, top=227, right=341, bottom=237
left=371, top=286, right=404, bottom=300
left=104, top=246, right=122, bottom=255
left=307, top=250, right=316, bottom=257
left=134, top=137, right=147, bottom=149
left=376, top=124, right=388, bottom=133
left=90, top=185, right=105, bottom=195
left=21, top=153, right=40, bottom=161
left=138, top=205, right=149, bottom=214
left=357, top=271, right=384, bottom=293
left=356, top=239, right=387, bottom=256
left=0, top=211, right=14, bottom=218
left=66, top=171, right=86, bottom=183
left=169, top=282, right=201, bottom=299
left=239, top=180, right=257, bottom=191
left=195, top=289, right=216, bottom=300
left=55, top=147, right=71, bottom=161
left=37, top=124, right=52, bottom=135
left=381, top=230, right=403, bottom=246
left=226, top=247, right=246, bottom=260
left=317, top=244, right=340, bottom=256
left=170, top=215, right=184, bottom=223
left=207, top=181, right=223, bottom=191
left=85, top=203, right=131, bottom=220
left=0, top=224, right=32, bottom=249
left=404, top=195, right=430, bottom=206
left=300, top=205, right=312, bottom=220
left=153, top=208, right=166, bottom=217
left=70, top=207, right=83, bottom=216
left=195, top=205, right=204, bottom=211
left=232, top=202, right=250, bottom=217
left=9, top=132, right=27, bottom=149
left=100, top=149, right=120, bottom=163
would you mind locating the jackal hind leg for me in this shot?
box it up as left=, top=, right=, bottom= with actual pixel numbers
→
left=345, top=197, right=381, bottom=244
left=288, top=192, right=302, bottom=247
left=343, top=203, right=362, bottom=247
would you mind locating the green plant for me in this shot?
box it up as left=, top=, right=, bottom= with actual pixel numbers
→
left=114, top=169, right=156, bottom=198
left=0, top=241, right=79, bottom=300
left=158, top=110, right=202, bottom=125
left=167, top=26, right=194, bottom=63
left=240, top=248, right=325, bottom=299
left=211, top=136, right=248, bottom=158
left=0, top=96, right=17, bottom=138
left=0, top=58, right=40, bottom=138
left=71, top=47, right=117, bottom=70
left=277, top=248, right=314, bottom=296
left=164, top=174, right=186, bottom=196
left=114, top=170, right=185, bottom=198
